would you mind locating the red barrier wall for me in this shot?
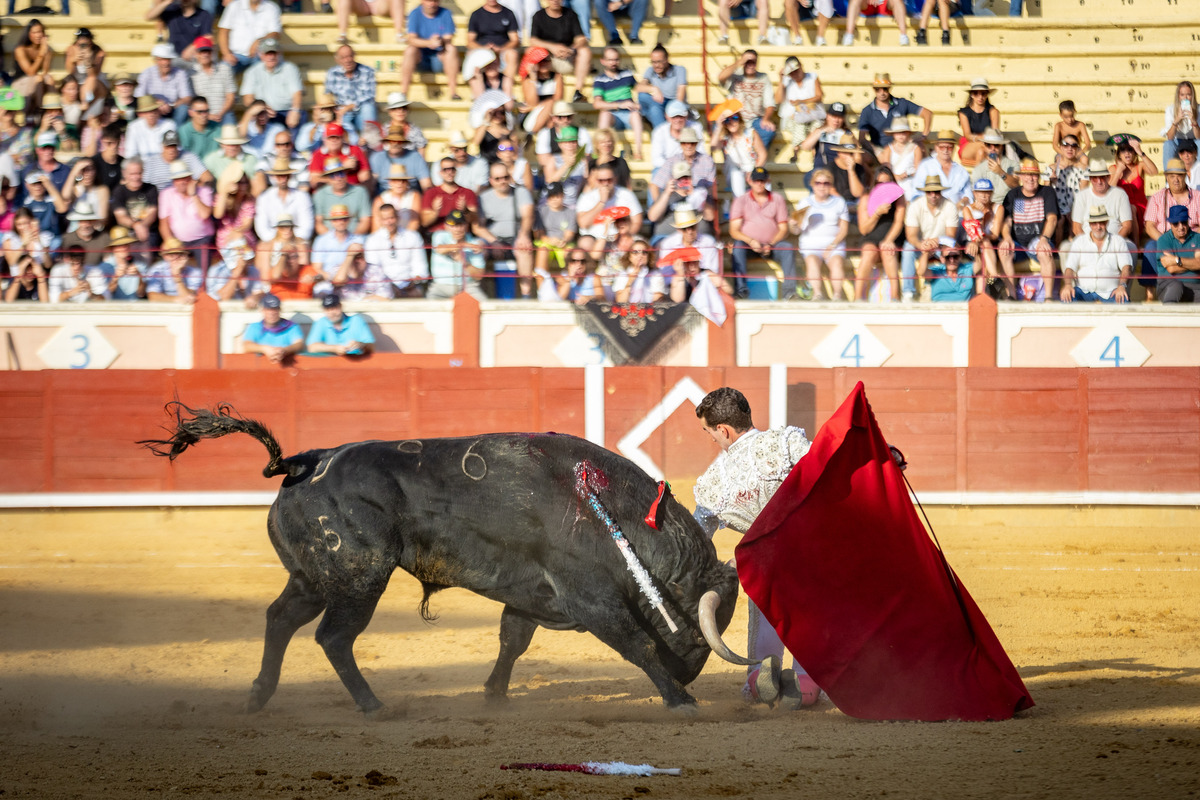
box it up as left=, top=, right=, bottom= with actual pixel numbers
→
left=1, top=368, right=1197, bottom=495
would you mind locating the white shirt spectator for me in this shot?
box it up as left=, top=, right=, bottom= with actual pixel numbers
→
left=655, top=231, right=720, bottom=275
left=123, top=118, right=178, bottom=160
left=575, top=186, right=644, bottom=239
left=905, top=195, right=960, bottom=241
left=48, top=261, right=114, bottom=302
left=1071, top=186, right=1132, bottom=238
left=363, top=227, right=428, bottom=294
left=254, top=187, right=315, bottom=241
left=205, top=258, right=269, bottom=298
left=219, top=0, right=283, bottom=59
left=1065, top=232, right=1133, bottom=300
left=909, top=157, right=974, bottom=205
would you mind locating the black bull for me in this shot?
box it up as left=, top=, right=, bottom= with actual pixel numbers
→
left=142, top=403, right=740, bottom=715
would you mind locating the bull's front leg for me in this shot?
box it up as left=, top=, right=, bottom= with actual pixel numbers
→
left=484, top=606, right=538, bottom=703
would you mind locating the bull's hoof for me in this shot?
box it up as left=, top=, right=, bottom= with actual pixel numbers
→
left=244, top=683, right=270, bottom=714
left=667, top=700, right=699, bottom=717
left=484, top=691, right=510, bottom=706
left=363, top=703, right=406, bottom=721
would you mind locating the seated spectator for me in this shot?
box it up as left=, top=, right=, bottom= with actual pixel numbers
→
left=970, top=128, right=1018, bottom=205
left=1155, top=205, right=1200, bottom=303
left=540, top=128, right=588, bottom=210
left=125, top=96, right=179, bottom=161
left=903, top=174, right=960, bottom=302
left=636, top=46, right=686, bottom=131
left=1178, top=139, right=1200, bottom=189
left=857, top=74, right=930, bottom=157
left=528, top=0, right=591, bottom=103
left=296, top=94, right=348, bottom=155
left=534, top=181, right=576, bottom=273
left=36, top=96, right=77, bottom=157
left=60, top=201, right=111, bottom=265
left=314, top=158, right=372, bottom=236
left=4, top=253, right=48, bottom=302
left=20, top=169, right=68, bottom=244
left=665, top=246, right=725, bottom=303
left=1041, top=133, right=1088, bottom=241
left=218, top=0, right=283, bottom=75
left=587, top=206, right=637, bottom=278
left=594, top=0, right=647, bottom=45
left=591, top=49, right=644, bottom=162
left=775, top=57, right=825, bottom=151
left=336, top=0, right=405, bottom=46
left=79, top=104, right=119, bottom=162
left=0, top=178, right=18, bottom=232
left=48, top=244, right=112, bottom=302
left=465, top=45, right=507, bottom=102
left=206, top=235, right=268, bottom=304
left=3, top=208, right=54, bottom=275
left=535, top=102, right=593, bottom=172
left=179, top=97, right=222, bottom=161
left=917, top=0, right=960, bottom=46
left=158, top=160, right=216, bottom=268
left=1052, top=100, right=1092, bottom=158
left=717, top=50, right=776, bottom=150
left=145, top=237, right=201, bottom=303
left=137, top=43, right=195, bottom=126
left=557, top=247, right=602, bottom=303
left=112, top=159, right=161, bottom=257
left=957, top=78, right=1000, bottom=167
left=251, top=129, right=309, bottom=196
left=0, top=107, right=34, bottom=175
left=325, top=46, right=378, bottom=133
left=308, top=123, right=370, bottom=189
left=372, top=165, right=422, bottom=231
left=145, top=129, right=211, bottom=191
left=330, top=245, right=371, bottom=301
left=1070, top=162, right=1132, bottom=241
left=213, top=164, right=257, bottom=252
left=466, top=0, right=520, bottom=97
left=312, top=203, right=366, bottom=280
left=1144, top=160, right=1200, bottom=277
left=611, top=239, right=665, bottom=303
left=794, top=168, right=850, bottom=301
left=400, top=0, right=462, bottom=102
left=1062, top=207, right=1132, bottom=304
left=476, top=161, right=535, bottom=295
left=24, top=131, right=70, bottom=194
left=921, top=236, right=979, bottom=302
left=843, top=0, right=910, bottom=46
left=1160, top=81, right=1197, bottom=169
left=647, top=161, right=716, bottom=244
left=242, top=293, right=304, bottom=363
left=856, top=165, right=906, bottom=302
left=472, top=105, right=514, bottom=167
left=711, top=110, right=764, bottom=199
left=958, top=177, right=1001, bottom=296
left=110, top=73, right=139, bottom=123
left=364, top=203, right=429, bottom=297
left=716, top=0, right=768, bottom=46
left=828, top=134, right=869, bottom=207
left=910, top=129, right=973, bottom=205
left=254, top=157, right=314, bottom=242
left=427, top=208, right=487, bottom=300
left=307, top=293, right=376, bottom=354
left=587, top=128, right=632, bottom=191
left=202, top=125, right=256, bottom=182
left=382, top=94, right=428, bottom=158
left=421, top=157, right=480, bottom=232
left=656, top=206, right=719, bottom=276
left=517, top=49, right=562, bottom=136
left=785, top=0, right=832, bottom=45
left=729, top=165, right=794, bottom=300
left=147, top=0, right=214, bottom=65
left=1109, top=139, right=1154, bottom=248
left=102, top=227, right=150, bottom=301
left=240, top=39, right=304, bottom=133
left=997, top=159, right=1059, bottom=302
left=258, top=213, right=316, bottom=299
left=58, top=77, right=90, bottom=144
left=650, top=101, right=707, bottom=167
left=11, top=19, right=55, bottom=102
left=370, top=130, right=431, bottom=191
left=189, top=38, right=237, bottom=126
left=494, top=135, right=534, bottom=193
left=877, top=117, right=923, bottom=197
left=576, top=163, right=644, bottom=243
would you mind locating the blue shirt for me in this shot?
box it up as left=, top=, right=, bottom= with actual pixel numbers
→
left=369, top=149, right=429, bottom=184
left=22, top=195, right=61, bottom=235
left=857, top=96, right=924, bottom=148
left=640, top=64, right=687, bottom=104
left=306, top=313, right=374, bottom=353
left=243, top=318, right=303, bottom=347
left=311, top=231, right=364, bottom=275
left=408, top=7, right=455, bottom=54
left=1155, top=229, right=1200, bottom=289
left=928, top=260, right=976, bottom=302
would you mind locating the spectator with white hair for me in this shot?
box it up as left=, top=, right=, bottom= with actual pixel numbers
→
left=239, top=38, right=304, bottom=134
left=136, top=42, right=194, bottom=126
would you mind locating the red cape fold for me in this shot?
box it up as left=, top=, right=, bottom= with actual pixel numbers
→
left=735, top=382, right=1034, bottom=721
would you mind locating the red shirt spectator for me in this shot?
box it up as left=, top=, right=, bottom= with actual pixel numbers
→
left=421, top=158, right=479, bottom=232
left=308, top=123, right=369, bottom=186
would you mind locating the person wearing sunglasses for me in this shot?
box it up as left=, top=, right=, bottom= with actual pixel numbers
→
left=556, top=248, right=602, bottom=304
left=920, top=236, right=979, bottom=302
left=612, top=238, right=665, bottom=303
left=493, top=136, right=533, bottom=194
left=420, top=156, right=479, bottom=233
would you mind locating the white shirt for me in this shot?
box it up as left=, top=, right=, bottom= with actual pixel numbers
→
left=123, top=117, right=178, bottom=160
left=48, top=261, right=114, bottom=302
left=254, top=186, right=315, bottom=242
left=905, top=196, right=960, bottom=241
left=575, top=186, right=643, bottom=239
left=649, top=121, right=709, bottom=166
left=363, top=227, right=428, bottom=293
left=694, top=427, right=811, bottom=536
left=1070, top=186, right=1132, bottom=237
left=908, top=157, right=974, bottom=205
left=219, top=0, right=283, bottom=58
left=1065, top=233, right=1132, bottom=299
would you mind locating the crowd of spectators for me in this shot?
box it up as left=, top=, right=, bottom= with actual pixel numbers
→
left=0, top=0, right=1196, bottom=315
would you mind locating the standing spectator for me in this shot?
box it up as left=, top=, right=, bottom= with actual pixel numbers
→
left=400, top=0, right=462, bottom=102
left=158, top=160, right=215, bottom=268
left=576, top=163, right=644, bottom=243
left=179, top=97, right=221, bottom=161
left=842, top=0, right=911, bottom=46
left=112, top=159, right=161, bottom=257
left=857, top=73, right=932, bottom=154
left=957, top=77, right=1000, bottom=167
left=324, top=46, right=378, bottom=134
left=189, top=38, right=237, bottom=126
left=145, top=130, right=211, bottom=191
left=241, top=293, right=304, bottom=362
left=1062, top=207, right=1132, bottom=304
left=307, top=294, right=376, bottom=355
left=213, top=163, right=257, bottom=253
left=636, top=46, right=687, bottom=131
left=970, top=128, right=1018, bottom=205
left=218, top=0, right=283, bottom=75
left=528, top=0, right=592, bottom=104
left=594, top=0, right=648, bottom=46
left=591, top=48, right=644, bottom=162
left=1041, top=132, right=1088, bottom=243
left=1155, top=205, right=1200, bottom=303
left=729, top=165, right=795, bottom=300
left=202, top=125, right=256, bottom=181
left=1160, top=81, right=1198, bottom=169
left=313, top=158, right=372, bottom=236
left=795, top=168, right=850, bottom=301
left=370, top=130, right=431, bottom=191
left=909, top=130, right=973, bottom=205
left=649, top=100, right=707, bottom=167
left=254, top=157, right=315, bottom=242
left=137, top=43, right=195, bottom=126
left=308, top=123, right=371, bottom=188
left=1051, top=100, right=1091, bottom=158
left=717, top=50, right=776, bottom=150
left=716, top=0, right=768, bottom=46
left=336, top=0, right=405, bottom=46
left=428, top=208, right=488, bottom=300
left=856, top=166, right=906, bottom=302
left=997, top=159, right=1059, bottom=302
left=467, top=0, right=520, bottom=98
left=239, top=39, right=303, bottom=134
left=312, top=204, right=365, bottom=281
left=712, top=109, right=765, bottom=198
left=125, top=96, right=179, bottom=161
left=146, top=0, right=214, bottom=64
left=902, top=175, right=960, bottom=301
left=1070, top=162, right=1132, bottom=240
left=476, top=161, right=535, bottom=296
left=144, top=238, right=201, bottom=303
left=364, top=204, right=429, bottom=297
left=421, top=157, right=480, bottom=232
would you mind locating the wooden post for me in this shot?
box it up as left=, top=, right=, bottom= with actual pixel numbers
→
left=191, top=293, right=220, bottom=369
left=967, top=293, right=997, bottom=368
left=453, top=292, right=481, bottom=367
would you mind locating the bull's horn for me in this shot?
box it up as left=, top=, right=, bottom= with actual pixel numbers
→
left=698, top=590, right=759, bottom=666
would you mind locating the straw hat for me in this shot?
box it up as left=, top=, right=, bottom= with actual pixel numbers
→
left=1087, top=206, right=1110, bottom=224
left=672, top=207, right=701, bottom=228
left=919, top=175, right=946, bottom=193
left=871, top=73, right=893, bottom=89
left=1016, top=158, right=1041, bottom=175
left=215, top=124, right=248, bottom=146
left=265, top=157, right=297, bottom=176
left=107, top=226, right=137, bottom=247
left=162, top=238, right=188, bottom=255
left=136, top=95, right=159, bottom=113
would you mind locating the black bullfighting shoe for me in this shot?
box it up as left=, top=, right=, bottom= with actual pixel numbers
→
left=778, top=668, right=822, bottom=710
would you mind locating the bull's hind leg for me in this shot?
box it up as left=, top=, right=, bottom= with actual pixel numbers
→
left=314, top=595, right=386, bottom=714
left=483, top=606, right=538, bottom=703
left=247, top=572, right=326, bottom=713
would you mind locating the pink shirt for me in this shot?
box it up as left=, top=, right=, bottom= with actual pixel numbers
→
left=730, top=190, right=789, bottom=245
left=1144, top=187, right=1200, bottom=236
left=159, top=185, right=215, bottom=242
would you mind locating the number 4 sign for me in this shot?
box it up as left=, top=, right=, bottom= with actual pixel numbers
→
left=812, top=322, right=892, bottom=368
left=1070, top=323, right=1150, bottom=368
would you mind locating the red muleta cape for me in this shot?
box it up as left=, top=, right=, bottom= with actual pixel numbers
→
left=735, top=382, right=1034, bottom=721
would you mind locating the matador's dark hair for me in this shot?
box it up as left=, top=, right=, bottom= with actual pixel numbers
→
left=696, top=387, right=753, bottom=432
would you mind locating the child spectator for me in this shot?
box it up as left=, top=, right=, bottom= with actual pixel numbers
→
left=1052, top=100, right=1091, bottom=158
left=534, top=181, right=577, bottom=273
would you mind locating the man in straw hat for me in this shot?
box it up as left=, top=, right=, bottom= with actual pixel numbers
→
left=312, top=203, right=365, bottom=285
left=656, top=205, right=719, bottom=277
left=996, top=158, right=1059, bottom=302
left=308, top=122, right=370, bottom=189
left=202, top=124, right=255, bottom=179
left=1062, top=206, right=1133, bottom=303
left=902, top=174, right=960, bottom=301
left=1155, top=205, right=1200, bottom=303
left=187, top=37, right=237, bottom=126
left=909, top=129, right=973, bottom=205
left=125, top=95, right=179, bottom=161
left=324, top=45, right=379, bottom=133
left=144, top=237, right=201, bottom=304
left=158, top=159, right=216, bottom=269
left=858, top=73, right=932, bottom=152
left=136, top=42, right=194, bottom=126
left=370, top=128, right=431, bottom=190
left=1069, top=160, right=1133, bottom=240
left=650, top=126, right=716, bottom=203
left=254, top=156, right=315, bottom=242
left=206, top=235, right=268, bottom=303
left=970, top=128, right=1019, bottom=204
left=101, top=226, right=149, bottom=301
left=435, top=130, right=486, bottom=192
left=295, top=93, right=348, bottom=154
left=144, top=128, right=212, bottom=191
left=250, top=129, right=309, bottom=196
left=314, top=158, right=372, bottom=236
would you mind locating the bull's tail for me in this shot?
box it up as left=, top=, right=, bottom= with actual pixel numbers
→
left=140, top=402, right=292, bottom=478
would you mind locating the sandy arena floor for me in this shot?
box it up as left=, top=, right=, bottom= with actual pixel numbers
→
left=0, top=506, right=1197, bottom=800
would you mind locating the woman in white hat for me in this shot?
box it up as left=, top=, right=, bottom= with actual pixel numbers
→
left=792, top=167, right=850, bottom=301
left=878, top=116, right=923, bottom=196
left=957, top=78, right=1000, bottom=168
left=775, top=56, right=825, bottom=147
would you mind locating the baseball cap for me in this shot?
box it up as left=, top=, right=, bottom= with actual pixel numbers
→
left=749, top=166, right=769, bottom=182
left=321, top=293, right=342, bottom=308
left=260, top=294, right=282, bottom=309
left=672, top=161, right=692, bottom=179
left=324, top=122, right=345, bottom=138
left=194, top=36, right=214, bottom=51
left=826, top=101, right=847, bottom=116
left=1168, top=205, right=1190, bottom=224
left=35, top=132, right=57, bottom=148
left=446, top=209, right=468, bottom=226
left=259, top=37, right=281, bottom=53
left=665, top=100, right=689, bottom=118
left=162, top=129, right=180, bottom=145
left=973, top=178, right=994, bottom=192
left=557, top=126, right=579, bottom=143
left=23, top=171, right=45, bottom=184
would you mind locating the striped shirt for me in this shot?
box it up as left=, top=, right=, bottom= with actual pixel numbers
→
left=135, top=66, right=194, bottom=106
left=189, top=62, right=236, bottom=114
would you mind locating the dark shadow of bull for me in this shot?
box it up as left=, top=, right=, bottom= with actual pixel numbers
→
left=141, top=403, right=741, bottom=716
